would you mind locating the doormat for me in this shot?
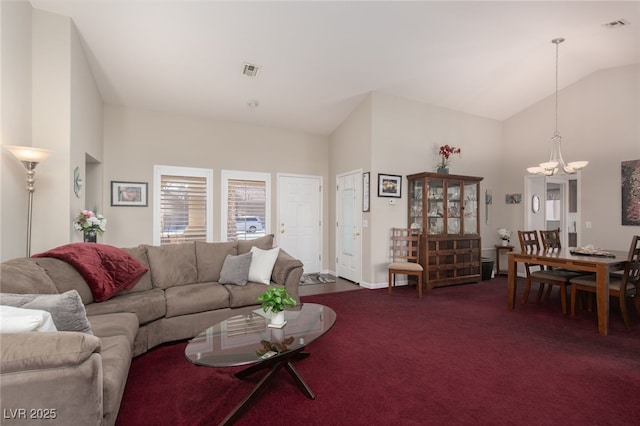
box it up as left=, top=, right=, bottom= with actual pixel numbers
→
left=300, top=273, right=336, bottom=285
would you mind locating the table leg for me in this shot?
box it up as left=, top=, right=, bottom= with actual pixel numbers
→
left=220, top=348, right=313, bottom=426
left=234, top=350, right=309, bottom=379
left=220, top=360, right=285, bottom=426
left=285, top=361, right=315, bottom=399
left=507, top=254, right=517, bottom=309
left=595, top=264, right=609, bottom=336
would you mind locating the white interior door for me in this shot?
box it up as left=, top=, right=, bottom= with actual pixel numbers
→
left=546, top=178, right=568, bottom=249
left=277, top=174, right=322, bottom=274
left=336, top=171, right=362, bottom=283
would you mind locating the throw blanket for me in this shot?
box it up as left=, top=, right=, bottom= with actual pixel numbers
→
left=33, top=243, right=148, bottom=302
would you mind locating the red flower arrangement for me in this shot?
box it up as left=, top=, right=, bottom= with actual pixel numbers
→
left=437, top=144, right=462, bottom=169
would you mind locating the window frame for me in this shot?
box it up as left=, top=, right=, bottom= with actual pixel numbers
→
left=221, top=170, right=271, bottom=241
left=153, top=165, right=214, bottom=245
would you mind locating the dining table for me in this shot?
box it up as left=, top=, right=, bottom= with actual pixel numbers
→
left=507, top=248, right=628, bottom=336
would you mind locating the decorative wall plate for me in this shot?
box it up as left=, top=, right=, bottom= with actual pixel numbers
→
left=532, top=194, right=540, bottom=213
left=73, top=167, right=82, bottom=198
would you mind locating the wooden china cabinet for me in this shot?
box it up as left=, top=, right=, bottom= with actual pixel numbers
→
left=407, top=171, right=484, bottom=290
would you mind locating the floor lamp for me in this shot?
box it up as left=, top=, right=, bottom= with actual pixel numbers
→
left=5, top=145, right=54, bottom=257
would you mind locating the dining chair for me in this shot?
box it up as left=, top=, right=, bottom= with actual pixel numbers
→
left=570, top=235, right=640, bottom=330
left=388, top=228, right=424, bottom=299
left=517, top=230, right=546, bottom=304
left=539, top=228, right=562, bottom=254
left=539, top=228, right=587, bottom=292
left=517, top=230, right=581, bottom=313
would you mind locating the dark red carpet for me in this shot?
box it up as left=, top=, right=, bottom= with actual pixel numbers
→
left=116, top=278, right=640, bottom=425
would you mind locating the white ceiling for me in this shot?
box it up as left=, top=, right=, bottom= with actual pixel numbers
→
left=30, top=1, right=640, bottom=136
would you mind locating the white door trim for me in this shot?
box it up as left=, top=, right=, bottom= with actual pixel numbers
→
left=335, top=169, right=363, bottom=283
left=276, top=172, right=323, bottom=273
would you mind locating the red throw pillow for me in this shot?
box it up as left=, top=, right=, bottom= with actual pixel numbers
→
left=33, top=243, right=148, bottom=302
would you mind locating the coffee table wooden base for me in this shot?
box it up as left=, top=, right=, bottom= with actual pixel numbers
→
left=219, top=348, right=314, bottom=426
left=185, top=304, right=336, bottom=426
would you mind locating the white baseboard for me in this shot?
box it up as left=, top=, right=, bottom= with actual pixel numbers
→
left=360, top=279, right=406, bottom=290
left=325, top=268, right=526, bottom=289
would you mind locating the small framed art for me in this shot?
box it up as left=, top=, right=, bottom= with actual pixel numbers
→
left=111, top=181, right=148, bottom=207
left=622, top=159, right=640, bottom=225
left=378, top=174, right=402, bottom=198
left=363, top=172, right=370, bottom=212
left=505, top=193, right=522, bottom=204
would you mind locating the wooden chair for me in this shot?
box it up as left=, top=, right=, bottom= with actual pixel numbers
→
left=570, top=235, right=640, bottom=330
left=539, top=228, right=586, bottom=295
left=517, top=230, right=546, bottom=304
left=539, top=228, right=562, bottom=254
left=388, top=228, right=424, bottom=299
left=517, top=230, right=581, bottom=313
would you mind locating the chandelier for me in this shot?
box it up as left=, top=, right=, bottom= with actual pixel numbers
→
left=527, top=38, right=588, bottom=176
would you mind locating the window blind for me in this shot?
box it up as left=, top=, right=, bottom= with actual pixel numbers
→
left=160, top=174, right=207, bottom=244
left=226, top=179, right=266, bottom=241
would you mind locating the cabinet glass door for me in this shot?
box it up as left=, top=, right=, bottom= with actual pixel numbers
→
left=409, top=179, right=423, bottom=231
left=426, top=178, right=444, bottom=235
left=446, top=181, right=461, bottom=235
left=463, top=182, right=478, bottom=234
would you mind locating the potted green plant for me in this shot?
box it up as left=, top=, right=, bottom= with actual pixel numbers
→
left=257, top=287, right=297, bottom=327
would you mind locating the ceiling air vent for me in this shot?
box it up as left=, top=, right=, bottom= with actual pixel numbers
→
left=603, top=19, right=630, bottom=29
left=241, top=62, right=261, bottom=77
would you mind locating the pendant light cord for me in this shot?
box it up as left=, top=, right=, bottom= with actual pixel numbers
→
left=527, top=37, right=588, bottom=175
left=552, top=38, right=564, bottom=136
left=555, top=40, right=559, bottom=135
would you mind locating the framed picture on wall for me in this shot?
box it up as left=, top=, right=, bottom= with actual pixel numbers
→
left=622, top=159, right=640, bottom=225
left=505, top=193, right=522, bottom=204
left=378, top=174, right=402, bottom=198
left=363, top=172, right=370, bottom=212
left=111, top=181, right=148, bottom=207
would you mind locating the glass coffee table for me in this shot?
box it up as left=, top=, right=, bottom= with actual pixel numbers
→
left=185, top=303, right=336, bottom=425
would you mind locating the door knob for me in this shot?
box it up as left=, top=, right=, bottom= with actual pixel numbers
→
left=280, top=224, right=285, bottom=234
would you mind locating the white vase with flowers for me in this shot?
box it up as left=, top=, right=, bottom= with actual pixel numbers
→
left=74, top=210, right=106, bottom=242
left=498, top=228, right=512, bottom=246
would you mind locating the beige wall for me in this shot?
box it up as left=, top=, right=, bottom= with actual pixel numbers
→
left=31, top=8, right=72, bottom=254
left=102, top=105, right=329, bottom=253
left=70, top=19, right=104, bottom=242
left=1, top=4, right=103, bottom=261
left=329, top=94, right=373, bottom=281
left=329, top=92, right=503, bottom=286
left=1, top=0, right=32, bottom=260
left=368, top=93, right=503, bottom=286
left=503, top=64, right=640, bottom=251
left=2, top=1, right=638, bottom=272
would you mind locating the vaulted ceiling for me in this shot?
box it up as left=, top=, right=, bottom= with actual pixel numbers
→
left=30, top=1, right=640, bottom=136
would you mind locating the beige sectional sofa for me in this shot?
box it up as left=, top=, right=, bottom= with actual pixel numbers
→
left=0, top=235, right=303, bottom=426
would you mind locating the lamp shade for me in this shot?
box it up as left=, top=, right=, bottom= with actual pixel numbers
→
left=4, top=145, right=53, bottom=164
left=567, top=161, right=589, bottom=171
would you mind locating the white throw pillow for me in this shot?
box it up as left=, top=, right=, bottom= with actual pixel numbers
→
left=248, top=246, right=280, bottom=285
left=0, top=305, right=58, bottom=333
